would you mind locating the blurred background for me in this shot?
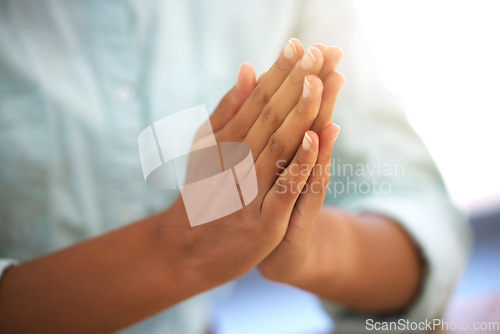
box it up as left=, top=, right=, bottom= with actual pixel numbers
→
left=210, top=1, right=500, bottom=333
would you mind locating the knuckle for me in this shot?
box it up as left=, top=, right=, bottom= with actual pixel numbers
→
left=261, top=103, right=280, bottom=127
left=262, top=103, right=273, bottom=120
left=295, top=98, right=315, bottom=116
left=295, top=155, right=306, bottom=167
left=295, top=101, right=307, bottom=115
left=267, top=134, right=285, bottom=157
left=275, top=58, right=290, bottom=76
left=253, top=85, right=270, bottom=105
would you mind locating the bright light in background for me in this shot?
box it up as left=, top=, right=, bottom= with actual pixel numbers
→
left=353, top=0, right=500, bottom=211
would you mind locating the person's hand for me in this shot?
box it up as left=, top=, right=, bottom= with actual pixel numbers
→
left=158, top=39, right=338, bottom=292
left=258, top=45, right=345, bottom=286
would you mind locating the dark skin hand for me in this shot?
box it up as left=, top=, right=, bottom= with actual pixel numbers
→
left=0, top=39, right=421, bottom=334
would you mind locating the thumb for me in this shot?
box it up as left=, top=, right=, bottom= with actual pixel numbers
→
left=210, top=62, right=256, bottom=132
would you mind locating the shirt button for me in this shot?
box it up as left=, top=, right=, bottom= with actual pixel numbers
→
left=114, top=84, right=135, bottom=102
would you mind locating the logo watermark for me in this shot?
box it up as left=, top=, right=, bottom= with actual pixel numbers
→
left=276, top=158, right=405, bottom=197
left=365, top=318, right=500, bottom=332
left=138, top=105, right=257, bottom=227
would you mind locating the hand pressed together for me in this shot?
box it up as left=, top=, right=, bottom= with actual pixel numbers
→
left=161, top=38, right=344, bottom=289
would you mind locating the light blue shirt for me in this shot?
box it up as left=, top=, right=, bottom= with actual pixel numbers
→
left=0, top=0, right=470, bottom=333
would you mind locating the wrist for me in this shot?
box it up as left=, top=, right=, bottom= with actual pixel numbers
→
left=278, top=208, right=345, bottom=293
left=152, top=199, right=231, bottom=297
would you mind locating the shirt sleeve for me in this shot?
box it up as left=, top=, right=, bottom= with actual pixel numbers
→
left=294, top=0, right=472, bottom=332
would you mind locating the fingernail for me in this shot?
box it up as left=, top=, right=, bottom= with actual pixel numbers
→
left=316, top=43, right=327, bottom=50
left=331, top=123, right=341, bottom=140
left=302, top=132, right=312, bottom=150
left=235, top=63, right=244, bottom=88
left=332, top=47, right=343, bottom=68
left=301, top=48, right=316, bottom=69
left=284, top=39, right=296, bottom=59
left=303, top=77, right=312, bottom=98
